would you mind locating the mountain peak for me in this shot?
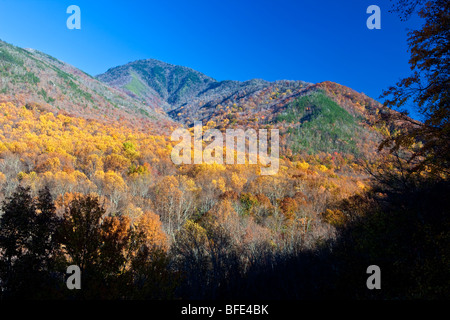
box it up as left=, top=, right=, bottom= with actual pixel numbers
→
left=97, top=58, right=217, bottom=111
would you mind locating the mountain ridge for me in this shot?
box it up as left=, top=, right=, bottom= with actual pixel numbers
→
left=0, top=40, right=174, bottom=131
left=0, top=39, right=398, bottom=158
left=97, top=58, right=312, bottom=114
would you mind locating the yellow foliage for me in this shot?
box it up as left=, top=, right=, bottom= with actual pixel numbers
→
left=104, top=170, right=127, bottom=193
left=357, top=181, right=369, bottom=191
left=322, top=209, right=347, bottom=227
left=212, top=177, right=226, bottom=193
left=198, top=162, right=226, bottom=173
left=231, top=172, right=247, bottom=192
left=179, top=220, right=208, bottom=245
left=124, top=203, right=144, bottom=220
left=178, top=175, right=199, bottom=192
left=296, top=161, right=310, bottom=171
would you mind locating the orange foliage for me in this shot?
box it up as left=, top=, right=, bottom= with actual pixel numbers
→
left=135, top=211, right=168, bottom=251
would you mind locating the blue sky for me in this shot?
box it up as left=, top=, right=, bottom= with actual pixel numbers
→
left=0, top=0, right=422, bottom=107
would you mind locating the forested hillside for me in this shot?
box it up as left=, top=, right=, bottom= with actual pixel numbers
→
left=0, top=40, right=171, bottom=128
left=0, top=0, right=449, bottom=300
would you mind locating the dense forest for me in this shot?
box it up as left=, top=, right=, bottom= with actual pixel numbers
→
left=0, top=0, right=448, bottom=300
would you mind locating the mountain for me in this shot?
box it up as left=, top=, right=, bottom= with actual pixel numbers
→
left=169, top=79, right=389, bottom=158
left=0, top=38, right=394, bottom=159
left=0, top=40, right=173, bottom=130
left=97, top=58, right=395, bottom=158
left=97, top=59, right=217, bottom=111
left=97, top=59, right=311, bottom=113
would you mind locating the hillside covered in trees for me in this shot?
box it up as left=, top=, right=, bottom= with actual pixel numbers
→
left=0, top=0, right=449, bottom=300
